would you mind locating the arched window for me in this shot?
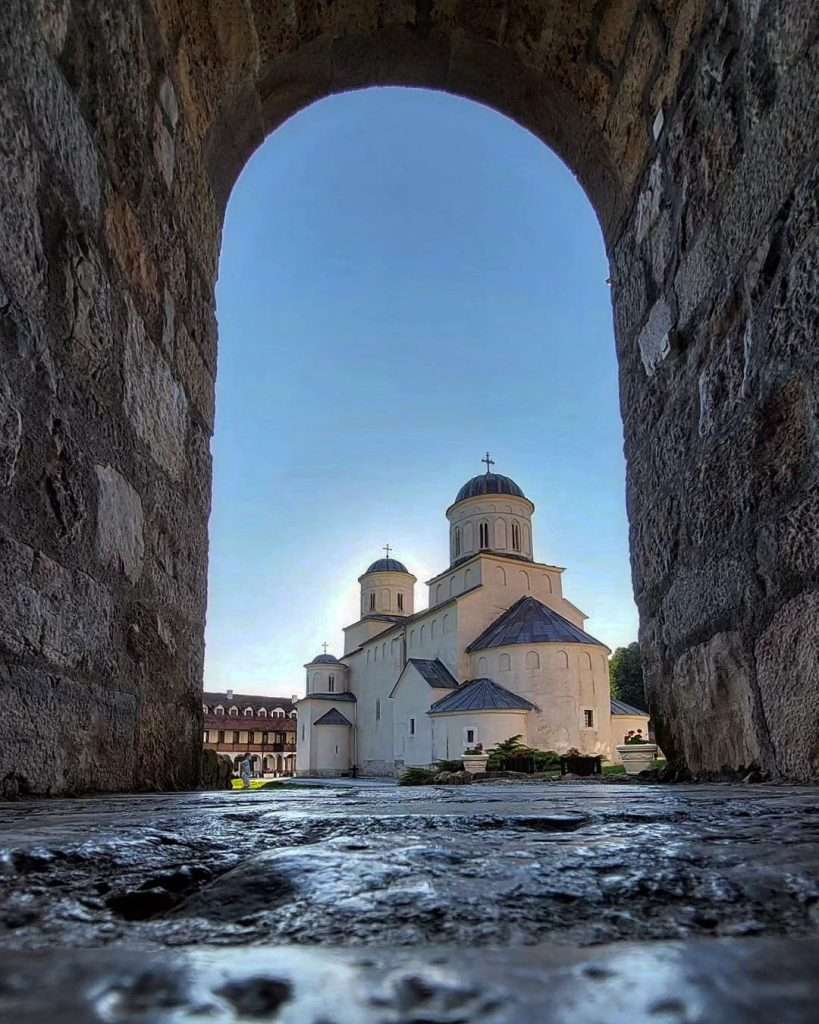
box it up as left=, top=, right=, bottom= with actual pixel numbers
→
left=519, top=570, right=530, bottom=591
left=382, top=642, right=387, bottom=658
left=525, top=651, right=540, bottom=669
left=582, top=651, right=593, bottom=670
left=397, top=592, right=404, bottom=611
left=215, top=705, right=224, bottom=716
left=464, top=567, right=473, bottom=589
left=543, top=574, right=553, bottom=594
left=273, top=707, right=285, bottom=718
left=557, top=649, right=569, bottom=669
left=369, top=592, right=376, bottom=611
left=442, top=613, right=450, bottom=633
left=495, top=566, right=507, bottom=586
left=410, top=629, right=416, bottom=647
left=479, top=521, right=490, bottom=549
left=436, top=583, right=443, bottom=603
left=229, top=706, right=239, bottom=717
left=499, top=653, right=511, bottom=671
left=366, top=648, right=371, bottom=663
left=420, top=624, right=426, bottom=645
left=454, top=526, right=461, bottom=558
left=478, top=656, right=488, bottom=674
left=373, top=645, right=378, bottom=661
left=431, top=619, right=436, bottom=639
left=511, top=521, right=521, bottom=552
left=328, top=674, right=335, bottom=692
left=375, top=698, right=381, bottom=722
left=244, top=707, right=254, bottom=717
left=289, top=710, right=297, bottom=719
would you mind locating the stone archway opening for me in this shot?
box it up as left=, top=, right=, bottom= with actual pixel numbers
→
left=1, top=2, right=815, bottom=795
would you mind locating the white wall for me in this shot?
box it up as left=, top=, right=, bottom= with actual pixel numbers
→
left=447, top=494, right=534, bottom=564
left=358, top=569, right=416, bottom=618
left=391, top=662, right=454, bottom=768
left=314, top=722, right=352, bottom=774
left=430, top=710, right=531, bottom=761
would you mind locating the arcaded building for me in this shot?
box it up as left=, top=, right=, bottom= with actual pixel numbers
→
left=202, top=690, right=298, bottom=777
left=296, top=461, right=649, bottom=777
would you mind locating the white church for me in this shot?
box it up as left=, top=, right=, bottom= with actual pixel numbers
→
left=295, top=459, right=648, bottom=777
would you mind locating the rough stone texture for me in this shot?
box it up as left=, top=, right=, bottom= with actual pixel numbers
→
left=0, top=1, right=816, bottom=793
left=200, top=747, right=233, bottom=790
left=94, top=464, right=145, bottom=584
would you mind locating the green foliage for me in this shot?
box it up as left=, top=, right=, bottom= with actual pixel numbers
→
left=398, top=767, right=438, bottom=786
left=609, top=641, right=647, bottom=711
left=436, top=759, right=464, bottom=773
left=486, top=736, right=561, bottom=773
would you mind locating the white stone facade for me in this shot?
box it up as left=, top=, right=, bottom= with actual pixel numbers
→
left=296, top=468, right=649, bottom=777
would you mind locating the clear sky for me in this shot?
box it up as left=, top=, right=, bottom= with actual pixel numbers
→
left=205, top=86, right=638, bottom=697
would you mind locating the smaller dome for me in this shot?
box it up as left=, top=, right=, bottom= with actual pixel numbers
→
left=454, top=472, right=526, bottom=504
left=365, top=557, right=409, bottom=574
left=311, top=653, right=339, bottom=664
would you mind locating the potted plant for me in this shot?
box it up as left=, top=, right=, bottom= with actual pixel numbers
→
left=462, top=743, right=490, bottom=774
left=615, top=730, right=658, bottom=775
left=559, top=747, right=603, bottom=776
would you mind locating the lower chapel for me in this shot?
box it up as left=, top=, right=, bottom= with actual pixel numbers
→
left=296, top=465, right=648, bottom=777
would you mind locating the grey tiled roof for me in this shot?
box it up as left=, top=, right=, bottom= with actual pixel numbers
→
left=314, top=708, right=352, bottom=726
left=302, top=692, right=357, bottom=702
left=455, top=473, right=526, bottom=503
left=429, top=678, right=538, bottom=714
left=366, top=557, right=409, bottom=573
left=203, top=691, right=296, bottom=712
left=309, top=654, right=340, bottom=665
left=466, top=596, right=605, bottom=651
left=611, top=698, right=648, bottom=716
left=408, top=659, right=459, bottom=689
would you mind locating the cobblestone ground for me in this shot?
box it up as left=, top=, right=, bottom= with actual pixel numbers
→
left=2, top=779, right=819, bottom=1021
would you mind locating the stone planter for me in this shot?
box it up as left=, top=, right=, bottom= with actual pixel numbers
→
left=616, top=743, right=658, bottom=775
left=462, top=754, right=490, bottom=775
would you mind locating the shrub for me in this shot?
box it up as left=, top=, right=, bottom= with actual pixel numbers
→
left=436, top=759, right=464, bottom=773
left=487, top=736, right=561, bottom=774
left=398, top=767, right=438, bottom=787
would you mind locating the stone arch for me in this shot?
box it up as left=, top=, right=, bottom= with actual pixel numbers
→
left=499, top=653, right=511, bottom=671
left=494, top=518, right=507, bottom=549
left=4, top=3, right=815, bottom=791
left=525, top=650, right=540, bottom=670
left=495, top=566, right=507, bottom=587
left=556, top=650, right=569, bottom=670
left=519, top=570, right=530, bottom=592
left=478, top=656, right=489, bottom=675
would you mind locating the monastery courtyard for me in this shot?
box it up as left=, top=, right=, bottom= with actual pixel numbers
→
left=2, top=778, right=819, bottom=1022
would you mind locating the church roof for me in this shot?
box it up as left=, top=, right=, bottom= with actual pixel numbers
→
left=203, top=691, right=296, bottom=712
left=314, top=708, right=352, bottom=726
left=611, top=697, right=648, bottom=716
left=407, top=659, right=459, bottom=689
left=309, top=654, right=340, bottom=665
left=301, top=692, right=357, bottom=702
left=429, top=678, right=538, bottom=714
left=466, top=596, right=606, bottom=651
left=365, top=557, right=409, bottom=574
left=454, top=472, right=526, bottom=503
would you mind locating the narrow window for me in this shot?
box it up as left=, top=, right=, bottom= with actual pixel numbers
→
left=466, top=728, right=475, bottom=744
left=512, top=521, right=521, bottom=551
left=203, top=731, right=208, bottom=743
left=328, top=675, right=335, bottom=693
left=479, top=521, right=489, bottom=549
left=376, top=698, right=381, bottom=722
left=397, top=592, right=404, bottom=611
left=584, top=709, right=594, bottom=729
left=454, top=526, right=461, bottom=557
left=409, top=717, right=416, bottom=736
left=369, top=592, right=376, bottom=611
left=301, top=724, right=305, bottom=741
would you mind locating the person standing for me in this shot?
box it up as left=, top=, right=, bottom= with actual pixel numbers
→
left=239, top=753, right=252, bottom=789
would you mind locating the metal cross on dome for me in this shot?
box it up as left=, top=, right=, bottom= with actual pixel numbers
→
left=321, top=642, right=328, bottom=655
left=383, top=544, right=392, bottom=559
left=482, top=451, right=495, bottom=474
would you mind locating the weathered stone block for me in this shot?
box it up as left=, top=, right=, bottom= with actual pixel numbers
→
left=0, top=370, right=22, bottom=488
left=94, top=464, right=145, bottom=584
left=0, top=534, right=113, bottom=672
left=123, top=297, right=189, bottom=481
left=755, top=591, right=819, bottom=780
left=637, top=298, right=673, bottom=375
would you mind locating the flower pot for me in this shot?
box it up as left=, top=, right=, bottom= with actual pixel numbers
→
left=462, top=754, right=490, bottom=775
left=616, top=743, right=658, bottom=775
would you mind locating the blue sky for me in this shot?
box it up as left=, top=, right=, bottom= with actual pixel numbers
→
left=205, top=87, right=637, bottom=696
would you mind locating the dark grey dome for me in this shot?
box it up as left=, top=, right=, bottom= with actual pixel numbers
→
left=311, top=654, right=339, bottom=665
left=455, top=473, right=526, bottom=503
left=366, top=557, right=409, bottom=574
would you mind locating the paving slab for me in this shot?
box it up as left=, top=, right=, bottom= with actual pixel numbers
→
left=1, top=780, right=818, bottom=1019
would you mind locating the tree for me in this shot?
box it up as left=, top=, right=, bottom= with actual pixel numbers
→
left=609, top=642, right=647, bottom=711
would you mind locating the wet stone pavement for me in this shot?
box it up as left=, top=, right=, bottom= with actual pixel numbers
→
left=2, top=779, right=819, bottom=1021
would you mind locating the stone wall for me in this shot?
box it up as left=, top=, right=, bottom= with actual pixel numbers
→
left=0, top=1, right=815, bottom=792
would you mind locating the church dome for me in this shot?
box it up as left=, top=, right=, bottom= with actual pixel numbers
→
left=311, top=653, right=339, bottom=665
left=365, top=557, right=409, bottom=574
left=454, top=472, right=526, bottom=503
